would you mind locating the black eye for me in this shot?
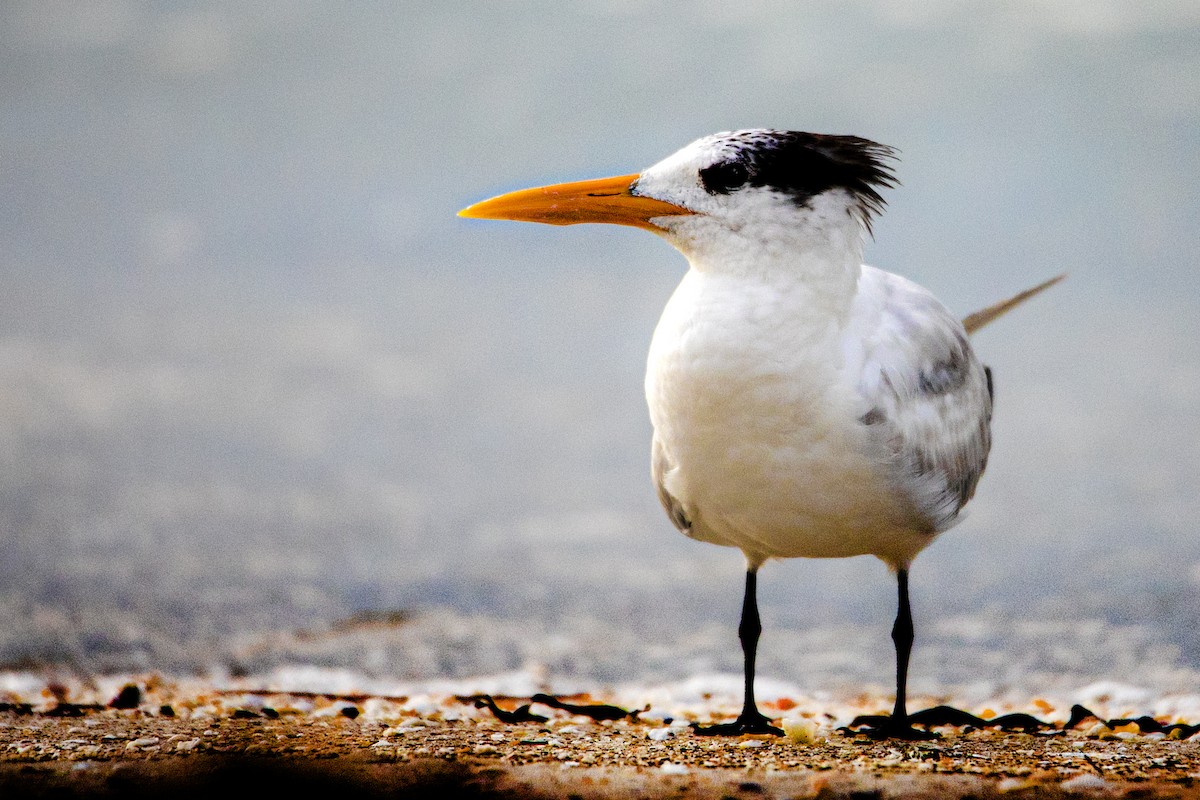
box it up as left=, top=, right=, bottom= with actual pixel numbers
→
left=699, top=160, right=749, bottom=195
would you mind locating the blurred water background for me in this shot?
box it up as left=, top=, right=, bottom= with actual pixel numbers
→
left=2, top=1, right=1199, bottom=699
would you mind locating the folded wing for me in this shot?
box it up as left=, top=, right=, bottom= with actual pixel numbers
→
left=854, top=267, right=994, bottom=532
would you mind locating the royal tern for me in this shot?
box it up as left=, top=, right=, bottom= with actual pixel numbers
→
left=460, top=129, right=1061, bottom=738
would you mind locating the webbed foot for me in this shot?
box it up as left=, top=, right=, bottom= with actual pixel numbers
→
left=692, top=711, right=783, bottom=737
left=847, top=714, right=940, bottom=740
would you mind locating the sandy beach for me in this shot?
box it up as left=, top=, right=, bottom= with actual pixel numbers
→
left=3, top=673, right=1200, bottom=798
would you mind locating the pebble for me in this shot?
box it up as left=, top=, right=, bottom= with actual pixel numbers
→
left=1060, top=772, right=1109, bottom=792
left=125, top=737, right=160, bottom=750
left=783, top=717, right=823, bottom=745
left=402, top=696, right=440, bottom=715
left=997, top=777, right=1036, bottom=792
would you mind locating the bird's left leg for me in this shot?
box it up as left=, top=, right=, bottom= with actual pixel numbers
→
left=693, top=569, right=783, bottom=736
left=892, top=567, right=914, bottom=725
left=850, top=568, right=938, bottom=740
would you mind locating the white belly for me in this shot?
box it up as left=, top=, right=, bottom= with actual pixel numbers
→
left=645, top=270, right=932, bottom=569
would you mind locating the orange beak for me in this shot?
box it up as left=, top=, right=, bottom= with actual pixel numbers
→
left=458, top=173, right=693, bottom=232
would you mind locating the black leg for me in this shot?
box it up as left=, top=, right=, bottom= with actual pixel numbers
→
left=692, top=569, right=783, bottom=736
left=882, top=568, right=937, bottom=738
left=892, top=567, right=913, bottom=724
left=850, top=567, right=937, bottom=740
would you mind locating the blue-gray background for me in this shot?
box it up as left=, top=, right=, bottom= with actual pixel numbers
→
left=2, top=2, right=1198, bottom=696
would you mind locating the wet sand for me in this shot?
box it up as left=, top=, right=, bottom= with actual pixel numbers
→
left=3, top=675, right=1200, bottom=797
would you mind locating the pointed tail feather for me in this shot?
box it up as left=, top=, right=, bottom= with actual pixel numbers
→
left=962, top=273, right=1066, bottom=335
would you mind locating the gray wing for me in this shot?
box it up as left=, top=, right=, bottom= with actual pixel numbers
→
left=854, top=268, right=993, bottom=531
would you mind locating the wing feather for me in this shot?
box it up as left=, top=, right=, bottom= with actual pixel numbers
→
left=854, top=268, right=993, bottom=531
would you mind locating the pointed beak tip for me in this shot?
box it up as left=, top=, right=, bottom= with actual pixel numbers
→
left=459, top=195, right=517, bottom=222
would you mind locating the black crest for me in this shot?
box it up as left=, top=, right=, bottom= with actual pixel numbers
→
left=698, top=130, right=898, bottom=232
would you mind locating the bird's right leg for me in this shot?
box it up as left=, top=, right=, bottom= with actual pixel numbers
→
left=693, top=569, right=783, bottom=736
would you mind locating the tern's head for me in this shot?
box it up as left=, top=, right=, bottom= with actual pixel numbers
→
left=460, top=129, right=897, bottom=262
left=463, top=126, right=897, bottom=241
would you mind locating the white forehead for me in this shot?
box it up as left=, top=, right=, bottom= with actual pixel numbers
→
left=633, top=129, right=786, bottom=206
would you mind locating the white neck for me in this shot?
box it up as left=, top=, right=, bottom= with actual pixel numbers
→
left=656, top=189, right=867, bottom=314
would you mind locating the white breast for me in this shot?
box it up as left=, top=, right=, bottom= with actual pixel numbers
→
left=645, top=267, right=935, bottom=569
